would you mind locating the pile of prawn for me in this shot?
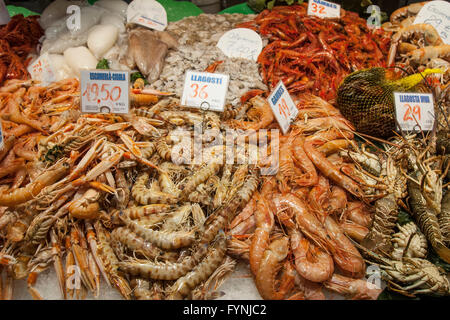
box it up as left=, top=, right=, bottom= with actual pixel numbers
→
left=237, top=4, right=390, bottom=101
left=227, top=93, right=384, bottom=300
left=0, top=77, right=267, bottom=300
left=0, top=15, right=44, bottom=85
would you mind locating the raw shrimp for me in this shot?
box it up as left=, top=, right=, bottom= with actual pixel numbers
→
left=346, top=202, right=373, bottom=228
left=229, top=195, right=257, bottom=230
left=294, top=273, right=326, bottom=300
left=131, top=278, right=153, bottom=300
left=323, top=216, right=365, bottom=278
left=227, top=96, right=274, bottom=131
left=68, top=188, right=101, bottom=220
left=272, top=193, right=335, bottom=252
left=94, top=221, right=132, bottom=300
left=249, top=192, right=274, bottom=275
left=294, top=116, right=355, bottom=133
left=0, top=161, right=69, bottom=206
left=291, top=135, right=318, bottom=186
left=111, top=227, right=161, bottom=259
left=180, top=162, right=222, bottom=199
left=167, top=236, right=227, bottom=300
left=307, top=175, right=330, bottom=214
left=112, top=204, right=174, bottom=222
left=304, top=139, right=363, bottom=198
left=200, top=171, right=259, bottom=244
left=339, top=220, right=369, bottom=243
left=326, top=186, right=347, bottom=215
left=324, top=273, right=382, bottom=300
left=118, top=246, right=208, bottom=281
left=255, top=237, right=289, bottom=300
left=122, top=217, right=195, bottom=250
left=132, top=172, right=178, bottom=205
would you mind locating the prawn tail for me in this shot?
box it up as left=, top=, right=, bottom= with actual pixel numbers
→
left=435, top=244, right=450, bottom=264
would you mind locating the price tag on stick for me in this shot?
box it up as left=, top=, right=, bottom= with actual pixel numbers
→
left=394, top=92, right=435, bottom=132
left=81, top=70, right=130, bottom=114
left=268, top=81, right=299, bottom=135
left=181, top=70, right=229, bottom=112
left=307, top=0, right=341, bottom=19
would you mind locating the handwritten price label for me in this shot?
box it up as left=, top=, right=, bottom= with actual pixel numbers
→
left=394, top=92, right=435, bottom=132
left=80, top=70, right=129, bottom=114
left=127, top=0, right=167, bottom=31
left=27, top=53, right=56, bottom=86
left=217, top=28, right=263, bottom=62
left=268, top=81, right=298, bottom=135
left=307, top=0, right=340, bottom=19
left=414, top=1, right=450, bottom=45
left=181, top=71, right=229, bottom=112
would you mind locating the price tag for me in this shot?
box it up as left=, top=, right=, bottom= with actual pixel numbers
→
left=80, top=70, right=129, bottom=114
left=181, top=70, right=229, bottom=112
left=414, top=1, right=450, bottom=45
left=307, top=0, right=341, bottom=19
left=268, top=81, right=298, bottom=135
left=394, top=92, right=435, bottom=132
left=27, top=53, right=57, bottom=86
left=127, top=0, right=167, bottom=31
left=216, top=28, right=263, bottom=62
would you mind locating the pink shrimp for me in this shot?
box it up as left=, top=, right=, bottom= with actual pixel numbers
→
left=229, top=215, right=256, bottom=236
left=345, top=202, right=373, bottom=228
left=255, top=237, right=290, bottom=300
left=290, top=230, right=334, bottom=283
left=326, top=186, right=347, bottom=216
left=249, top=192, right=275, bottom=276
left=324, top=273, right=382, bottom=300
left=291, top=135, right=319, bottom=186
left=294, top=273, right=326, bottom=300
left=339, top=220, right=369, bottom=243
left=271, top=193, right=336, bottom=252
left=229, top=195, right=257, bottom=230
left=323, top=216, right=365, bottom=278
left=303, top=139, right=363, bottom=199
left=308, top=175, right=330, bottom=214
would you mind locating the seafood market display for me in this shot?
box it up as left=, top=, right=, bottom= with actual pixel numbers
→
left=0, top=0, right=449, bottom=301
left=227, top=94, right=386, bottom=300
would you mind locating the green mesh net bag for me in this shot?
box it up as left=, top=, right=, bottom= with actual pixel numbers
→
left=336, top=67, right=441, bottom=138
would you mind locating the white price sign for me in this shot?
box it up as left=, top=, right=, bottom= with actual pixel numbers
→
left=181, top=70, right=229, bottom=112
left=27, top=53, right=57, bottom=86
left=268, top=81, right=298, bottom=135
left=414, top=1, right=450, bottom=45
left=217, top=28, right=263, bottom=62
left=81, top=70, right=129, bottom=114
left=307, top=0, right=340, bottom=19
left=127, top=0, right=168, bottom=31
left=394, top=92, right=435, bottom=132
